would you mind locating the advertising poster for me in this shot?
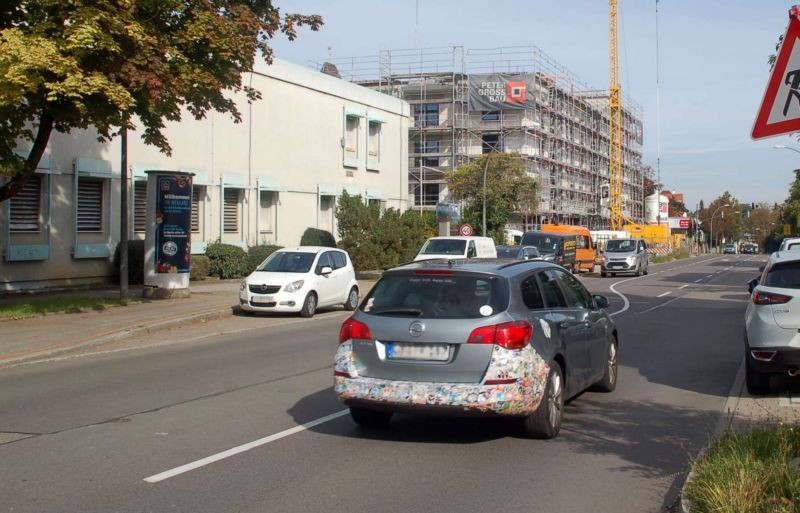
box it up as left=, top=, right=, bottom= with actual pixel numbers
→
left=155, top=175, right=193, bottom=273
left=468, top=73, right=536, bottom=111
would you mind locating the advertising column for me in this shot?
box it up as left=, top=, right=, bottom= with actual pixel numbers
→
left=144, top=171, right=194, bottom=298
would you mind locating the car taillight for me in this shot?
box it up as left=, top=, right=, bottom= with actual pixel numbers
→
left=339, top=317, right=372, bottom=344
left=467, top=321, right=532, bottom=350
left=753, top=290, right=793, bottom=305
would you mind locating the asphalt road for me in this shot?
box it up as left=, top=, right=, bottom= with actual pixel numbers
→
left=0, top=254, right=763, bottom=513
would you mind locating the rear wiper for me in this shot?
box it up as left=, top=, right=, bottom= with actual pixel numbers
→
left=372, top=308, right=424, bottom=317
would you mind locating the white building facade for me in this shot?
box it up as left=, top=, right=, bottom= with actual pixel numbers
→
left=0, top=59, right=410, bottom=291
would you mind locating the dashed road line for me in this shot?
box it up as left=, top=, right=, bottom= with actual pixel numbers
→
left=657, top=291, right=671, bottom=298
left=679, top=284, right=689, bottom=289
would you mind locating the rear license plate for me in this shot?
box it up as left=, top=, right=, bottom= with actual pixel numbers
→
left=386, top=342, right=449, bottom=361
left=250, top=294, right=274, bottom=303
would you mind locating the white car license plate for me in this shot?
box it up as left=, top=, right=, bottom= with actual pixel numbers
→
left=386, top=342, right=449, bottom=361
left=250, top=294, right=274, bottom=303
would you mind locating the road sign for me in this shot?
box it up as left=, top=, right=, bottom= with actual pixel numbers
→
left=753, top=7, right=800, bottom=139
left=459, top=224, right=473, bottom=236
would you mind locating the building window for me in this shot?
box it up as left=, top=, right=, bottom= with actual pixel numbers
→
left=413, top=103, right=439, bottom=127
left=9, top=174, right=41, bottom=232
left=133, top=180, right=147, bottom=233
left=413, top=156, right=440, bottom=168
left=482, top=133, right=502, bottom=153
left=77, top=178, right=103, bottom=232
left=481, top=110, right=501, bottom=121
left=223, top=188, right=240, bottom=233
left=344, top=115, right=359, bottom=164
left=192, top=186, right=202, bottom=233
left=412, top=183, right=440, bottom=207
left=367, top=121, right=381, bottom=168
left=414, top=140, right=440, bottom=154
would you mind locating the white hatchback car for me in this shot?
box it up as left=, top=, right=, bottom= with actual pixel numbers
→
left=239, top=247, right=359, bottom=318
left=745, top=252, right=800, bottom=393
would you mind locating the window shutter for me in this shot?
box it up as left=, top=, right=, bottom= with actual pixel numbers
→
left=9, top=175, right=41, bottom=232
left=77, top=178, right=103, bottom=232
left=223, top=188, right=239, bottom=233
left=133, top=181, right=147, bottom=232
left=191, top=186, right=200, bottom=233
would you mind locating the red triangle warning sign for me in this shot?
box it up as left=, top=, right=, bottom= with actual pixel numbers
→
left=753, top=6, right=800, bottom=139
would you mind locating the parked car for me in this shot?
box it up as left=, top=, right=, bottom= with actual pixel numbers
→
left=519, top=232, right=578, bottom=272
left=334, top=259, right=618, bottom=438
left=414, top=236, right=497, bottom=261
left=601, top=238, right=649, bottom=277
left=779, top=237, right=800, bottom=252
left=723, top=244, right=737, bottom=254
left=239, top=247, right=359, bottom=318
left=745, top=252, right=800, bottom=394
left=496, top=245, right=541, bottom=260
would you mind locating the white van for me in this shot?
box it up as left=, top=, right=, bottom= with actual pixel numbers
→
left=414, top=236, right=498, bottom=261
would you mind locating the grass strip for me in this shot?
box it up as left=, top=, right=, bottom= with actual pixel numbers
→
left=685, top=426, right=800, bottom=512
left=0, top=297, right=138, bottom=320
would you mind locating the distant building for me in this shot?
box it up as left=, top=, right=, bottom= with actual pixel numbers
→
left=0, top=58, right=409, bottom=291
left=319, top=46, right=645, bottom=229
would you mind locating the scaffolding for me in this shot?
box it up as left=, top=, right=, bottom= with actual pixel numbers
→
left=312, top=45, right=645, bottom=228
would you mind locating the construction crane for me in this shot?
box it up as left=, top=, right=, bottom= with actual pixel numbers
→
left=608, top=0, right=624, bottom=231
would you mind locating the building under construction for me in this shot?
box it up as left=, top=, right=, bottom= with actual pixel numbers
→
left=316, top=46, right=646, bottom=229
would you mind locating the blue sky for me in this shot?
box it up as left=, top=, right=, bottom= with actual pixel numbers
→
left=270, top=1, right=800, bottom=209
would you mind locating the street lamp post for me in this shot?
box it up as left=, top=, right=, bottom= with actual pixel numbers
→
left=481, top=152, right=491, bottom=237
left=709, top=203, right=730, bottom=253
left=774, top=144, right=800, bottom=155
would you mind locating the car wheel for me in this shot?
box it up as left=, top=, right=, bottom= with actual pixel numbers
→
left=745, top=358, right=771, bottom=395
left=601, top=271, right=608, bottom=278
left=522, top=362, right=564, bottom=439
left=300, top=292, right=317, bottom=318
left=643, top=265, right=649, bottom=275
left=611, top=273, right=616, bottom=277
left=590, top=338, right=618, bottom=393
left=349, top=407, right=392, bottom=428
left=634, top=265, right=641, bottom=277
left=237, top=306, right=255, bottom=317
left=344, top=286, right=359, bottom=311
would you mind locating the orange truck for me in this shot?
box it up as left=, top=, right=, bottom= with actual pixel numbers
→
left=537, top=224, right=596, bottom=273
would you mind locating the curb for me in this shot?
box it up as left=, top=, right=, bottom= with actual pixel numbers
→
left=0, top=307, right=234, bottom=368
left=679, top=358, right=745, bottom=512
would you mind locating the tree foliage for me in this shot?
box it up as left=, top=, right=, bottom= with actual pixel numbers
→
left=743, top=203, right=780, bottom=247
left=698, top=192, right=743, bottom=245
left=446, top=152, right=537, bottom=244
left=0, top=1, right=322, bottom=201
left=335, top=192, right=427, bottom=271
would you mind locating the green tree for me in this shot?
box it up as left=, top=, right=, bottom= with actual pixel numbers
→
left=0, top=1, right=322, bottom=201
left=698, top=192, right=743, bottom=246
left=668, top=198, right=688, bottom=217
left=743, top=203, right=780, bottom=247
left=446, top=152, right=537, bottom=244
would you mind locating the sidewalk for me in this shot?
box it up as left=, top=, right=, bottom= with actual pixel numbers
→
left=0, top=279, right=376, bottom=367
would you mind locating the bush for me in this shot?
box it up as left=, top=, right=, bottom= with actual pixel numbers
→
left=113, top=239, right=146, bottom=285
left=300, top=228, right=337, bottom=248
left=205, top=241, right=249, bottom=279
left=247, top=245, right=283, bottom=273
left=190, top=255, right=210, bottom=281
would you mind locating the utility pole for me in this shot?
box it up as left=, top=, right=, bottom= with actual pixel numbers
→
left=119, top=125, right=128, bottom=299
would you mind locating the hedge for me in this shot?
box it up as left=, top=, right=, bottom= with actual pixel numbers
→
left=205, top=241, right=249, bottom=279
left=190, top=255, right=210, bottom=281
left=300, top=228, right=337, bottom=248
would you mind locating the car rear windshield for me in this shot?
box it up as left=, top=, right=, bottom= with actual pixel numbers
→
left=257, top=252, right=315, bottom=273
left=765, top=261, right=800, bottom=289
left=519, top=234, right=558, bottom=253
left=418, top=239, right=467, bottom=256
left=497, top=248, right=522, bottom=259
left=361, top=273, right=509, bottom=319
left=605, top=239, right=636, bottom=252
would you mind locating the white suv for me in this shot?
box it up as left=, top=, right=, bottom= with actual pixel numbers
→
left=745, top=252, right=800, bottom=393
left=239, top=247, right=359, bottom=318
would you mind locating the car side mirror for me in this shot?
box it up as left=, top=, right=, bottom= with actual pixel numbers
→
left=320, top=266, right=333, bottom=276
left=593, top=294, right=610, bottom=309
left=748, top=278, right=759, bottom=294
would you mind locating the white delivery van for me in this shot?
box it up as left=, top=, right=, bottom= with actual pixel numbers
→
left=414, top=236, right=497, bottom=261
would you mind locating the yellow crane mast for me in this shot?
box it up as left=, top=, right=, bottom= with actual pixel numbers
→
left=609, top=0, right=624, bottom=231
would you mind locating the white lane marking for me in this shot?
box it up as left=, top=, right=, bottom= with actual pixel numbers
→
left=657, top=291, right=671, bottom=298
left=144, top=410, right=349, bottom=483
left=638, top=296, right=681, bottom=314
left=706, top=275, right=714, bottom=278
left=694, top=279, right=703, bottom=283
left=679, top=284, right=689, bottom=289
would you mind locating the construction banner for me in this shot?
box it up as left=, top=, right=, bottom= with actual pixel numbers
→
left=468, top=74, right=535, bottom=111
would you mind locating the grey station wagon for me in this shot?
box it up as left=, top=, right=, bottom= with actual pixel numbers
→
left=334, top=259, right=619, bottom=438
